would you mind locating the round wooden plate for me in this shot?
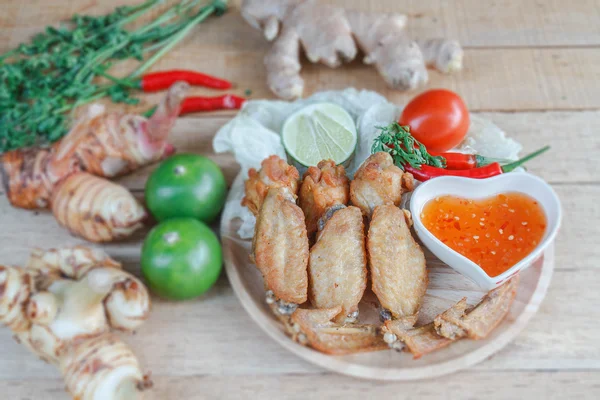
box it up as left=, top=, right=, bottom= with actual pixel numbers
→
left=221, top=196, right=554, bottom=381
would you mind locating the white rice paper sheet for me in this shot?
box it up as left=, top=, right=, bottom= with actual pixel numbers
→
left=214, top=89, right=522, bottom=239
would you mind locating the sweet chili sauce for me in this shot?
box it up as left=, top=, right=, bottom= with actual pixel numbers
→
left=421, top=192, right=547, bottom=277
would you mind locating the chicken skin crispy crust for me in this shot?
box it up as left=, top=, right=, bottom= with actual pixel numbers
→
left=290, top=307, right=387, bottom=355
left=308, top=206, right=367, bottom=323
left=382, top=276, right=519, bottom=358
left=368, top=204, right=427, bottom=321
left=242, top=155, right=300, bottom=216
left=350, top=152, right=414, bottom=218
left=434, top=276, right=519, bottom=340
left=252, top=187, right=309, bottom=304
left=383, top=320, right=453, bottom=359
left=245, top=153, right=519, bottom=358
left=299, top=160, right=350, bottom=241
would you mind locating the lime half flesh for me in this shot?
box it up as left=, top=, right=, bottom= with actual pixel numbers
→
left=282, top=103, right=357, bottom=167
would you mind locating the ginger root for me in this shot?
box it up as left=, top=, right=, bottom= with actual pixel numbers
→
left=0, top=246, right=151, bottom=400
left=241, top=0, right=463, bottom=99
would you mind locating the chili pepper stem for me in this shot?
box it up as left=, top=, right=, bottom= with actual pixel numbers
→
left=501, top=146, right=550, bottom=173
left=143, top=106, right=158, bottom=118
left=475, top=154, right=513, bottom=168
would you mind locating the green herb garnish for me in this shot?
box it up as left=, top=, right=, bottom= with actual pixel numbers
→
left=371, top=122, right=446, bottom=169
left=0, top=0, right=227, bottom=152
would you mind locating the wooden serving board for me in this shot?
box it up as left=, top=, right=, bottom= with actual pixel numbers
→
left=220, top=186, right=555, bottom=381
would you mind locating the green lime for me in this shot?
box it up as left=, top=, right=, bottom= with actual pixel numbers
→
left=282, top=103, right=357, bottom=167
left=141, top=218, right=222, bottom=301
left=145, top=154, right=227, bottom=223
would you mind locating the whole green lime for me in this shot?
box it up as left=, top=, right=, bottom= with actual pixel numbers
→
left=141, top=218, right=222, bottom=300
left=145, top=154, right=227, bottom=223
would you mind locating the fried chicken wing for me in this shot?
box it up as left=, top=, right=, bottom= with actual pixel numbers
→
left=435, top=276, right=519, bottom=340
left=382, top=320, right=453, bottom=359
left=368, top=204, right=427, bottom=321
left=252, top=187, right=309, bottom=304
left=242, top=155, right=300, bottom=216
left=290, top=307, right=387, bottom=355
left=299, top=160, right=350, bottom=241
left=308, top=206, right=367, bottom=323
left=382, top=277, right=520, bottom=358
left=350, top=152, right=414, bottom=218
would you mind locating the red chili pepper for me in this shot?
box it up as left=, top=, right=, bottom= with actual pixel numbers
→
left=139, top=70, right=232, bottom=92
left=428, top=151, right=512, bottom=170
left=404, top=163, right=503, bottom=181
left=142, top=94, right=246, bottom=118
left=404, top=146, right=550, bottom=181
left=179, top=95, right=245, bottom=114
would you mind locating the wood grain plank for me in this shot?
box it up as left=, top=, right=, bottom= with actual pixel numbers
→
left=0, top=184, right=597, bottom=379
left=0, top=266, right=595, bottom=380
left=0, top=0, right=597, bottom=397
left=0, top=184, right=596, bottom=273
left=478, top=111, right=600, bottom=183
left=107, top=46, right=600, bottom=112
left=1, top=370, right=599, bottom=400
left=1, top=2, right=600, bottom=111
left=118, top=111, right=600, bottom=189
left=2, top=110, right=595, bottom=196
left=116, top=371, right=600, bottom=399
left=4, top=110, right=589, bottom=197
left=3, top=0, right=600, bottom=48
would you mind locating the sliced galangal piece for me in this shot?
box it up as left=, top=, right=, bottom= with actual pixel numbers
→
left=308, top=206, right=367, bottom=323
left=368, top=204, right=427, bottom=321
left=382, top=276, right=520, bottom=358
left=253, top=187, right=309, bottom=305
left=290, top=307, right=387, bottom=355
left=299, top=159, right=349, bottom=241
left=242, top=155, right=300, bottom=216
left=434, top=275, right=519, bottom=340
left=350, top=152, right=414, bottom=218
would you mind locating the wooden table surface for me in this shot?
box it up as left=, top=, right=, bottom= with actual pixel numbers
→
left=1, top=0, right=599, bottom=398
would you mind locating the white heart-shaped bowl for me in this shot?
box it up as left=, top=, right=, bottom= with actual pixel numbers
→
left=409, top=172, right=562, bottom=290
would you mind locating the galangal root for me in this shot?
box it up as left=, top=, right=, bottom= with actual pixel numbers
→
left=51, top=173, right=146, bottom=242
left=0, top=82, right=188, bottom=242
left=244, top=154, right=519, bottom=357
left=0, top=246, right=151, bottom=400
left=241, top=0, right=463, bottom=99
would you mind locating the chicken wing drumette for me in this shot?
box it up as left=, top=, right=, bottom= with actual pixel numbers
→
left=299, top=159, right=350, bottom=242
left=350, top=152, right=414, bottom=218
left=368, top=204, right=427, bottom=324
left=252, top=187, right=309, bottom=310
left=308, top=205, right=367, bottom=323
left=242, top=155, right=300, bottom=216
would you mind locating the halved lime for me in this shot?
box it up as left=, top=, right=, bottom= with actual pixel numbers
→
left=282, top=103, right=357, bottom=167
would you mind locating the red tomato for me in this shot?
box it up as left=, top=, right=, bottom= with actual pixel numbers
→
left=399, top=89, right=470, bottom=152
